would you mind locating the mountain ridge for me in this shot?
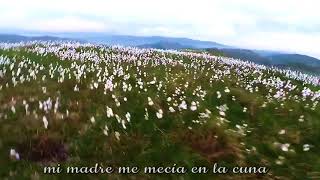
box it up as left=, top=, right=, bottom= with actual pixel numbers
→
left=0, top=34, right=72, bottom=42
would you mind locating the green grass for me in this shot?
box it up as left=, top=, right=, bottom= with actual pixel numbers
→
left=0, top=44, right=320, bottom=179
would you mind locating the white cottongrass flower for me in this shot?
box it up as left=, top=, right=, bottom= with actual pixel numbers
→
left=278, top=129, right=286, bottom=135
left=54, top=98, right=59, bottom=113
left=11, top=106, right=16, bottom=114
left=10, top=149, right=16, bottom=157
left=74, top=84, right=79, bottom=92
left=298, top=115, right=304, bottom=122
left=24, top=103, right=29, bottom=115
left=199, top=109, right=212, bottom=118
left=190, top=101, right=197, bottom=111
left=15, top=152, right=20, bottom=160
left=115, top=100, right=121, bottom=107
left=115, top=131, right=121, bottom=141
left=148, top=97, right=154, bottom=106
left=156, top=109, right=163, bottom=119
left=42, top=87, right=47, bottom=94
left=243, top=107, right=247, bottom=112
left=217, top=91, right=221, bottom=99
left=42, top=116, right=48, bottom=129
left=275, top=156, right=285, bottom=165
left=39, top=101, right=43, bottom=110
left=178, top=100, right=187, bottom=110
left=90, top=116, right=95, bottom=124
left=121, top=120, right=127, bottom=129
left=302, top=87, right=313, bottom=98
left=10, top=63, right=14, bottom=70
left=144, top=108, right=149, bottom=120
left=93, top=82, right=98, bottom=89
left=224, top=87, right=230, bottom=93
left=169, top=106, right=175, bottom=113
left=106, top=106, right=114, bottom=118
left=115, top=114, right=121, bottom=123
left=10, top=149, right=20, bottom=160
left=219, top=111, right=226, bottom=117
left=217, top=104, right=229, bottom=111
left=303, top=144, right=311, bottom=151
left=217, top=104, right=228, bottom=117
left=125, top=112, right=131, bottom=122
left=167, top=97, right=172, bottom=102
left=274, top=90, right=285, bottom=99
left=281, top=143, right=290, bottom=152
left=105, top=79, right=114, bottom=91
left=149, top=80, right=156, bottom=85
left=103, top=125, right=109, bottom=136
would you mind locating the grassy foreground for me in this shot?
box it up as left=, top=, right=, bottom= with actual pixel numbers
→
left=0, top=42, right=320, bottom=179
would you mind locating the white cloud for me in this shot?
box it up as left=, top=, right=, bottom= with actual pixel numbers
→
left=0, top=0, right=319, bottom=58
left=230, top=32, right=320, bottom=59
left=27, top=17, right=108, bottom=32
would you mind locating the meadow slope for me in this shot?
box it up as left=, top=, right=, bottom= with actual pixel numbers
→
left=0, top=42, right=320, bottom=179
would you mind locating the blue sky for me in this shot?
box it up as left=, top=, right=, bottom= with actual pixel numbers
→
left=0, top=0, right=319, bottom=58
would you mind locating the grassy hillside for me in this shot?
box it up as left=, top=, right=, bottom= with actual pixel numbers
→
left=267, top=54, right=320, bottom=74
left=0, top=42, right=320, bottom=179
left=205, top=48, right=320, bottom=75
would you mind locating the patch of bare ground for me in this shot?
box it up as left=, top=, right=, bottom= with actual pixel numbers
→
left=180, top=128, right=241, bottom=163
left=17, top=134, right=68, bottom=164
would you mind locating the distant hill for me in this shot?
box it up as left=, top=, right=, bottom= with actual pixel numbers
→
left=0, top=34, right=72, bottom=43
left=205, top=48, right=320, bottom=74
left=214, top=48, right=271, bottom=65
left=267, top=54, right=320, bottom=65
left=138, top=41, right=194, bottom=50
left=52, top=33, right=229, bottom=49
left=253, top=49, right=287, bottom=57
left=266, top=54, right=320, bottom=74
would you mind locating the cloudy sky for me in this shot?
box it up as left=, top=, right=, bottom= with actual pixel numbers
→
left=0, top=0, right=319, bottom=58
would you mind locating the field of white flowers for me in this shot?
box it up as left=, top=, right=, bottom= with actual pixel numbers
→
left=0, top=41, right=320, bottom=179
